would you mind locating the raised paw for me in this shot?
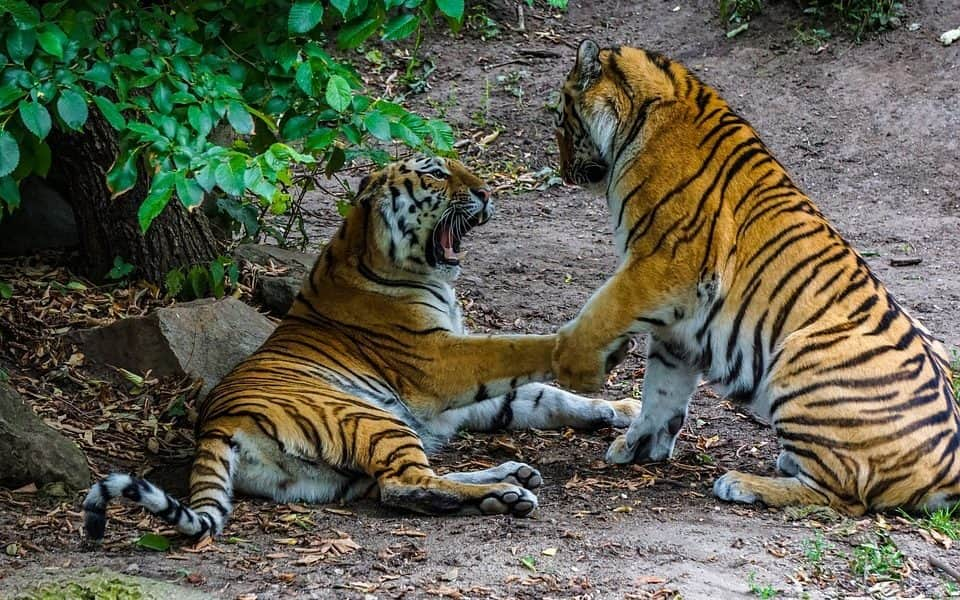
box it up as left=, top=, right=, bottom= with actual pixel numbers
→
left=478, top=485, right=538, bottom=517
left=500, top=462, right=543, bottom=491
left=713, top=472, right=758, bottom=504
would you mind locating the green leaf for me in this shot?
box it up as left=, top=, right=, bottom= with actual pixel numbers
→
left=336, top=17, right=381, bottom=49
left=227, top=101, right=254, bottom=135
left=436, top=0, right=465, bottom=20
left=363, top=111, right=391, bottom=142
left=288, top=1, right=324, bottom=34
left=135, top=533, right=170, bottom=552
left=105, top=256, right=135, bottom=280
left=152, top=83, right=173, bottom=114
left=0, top=176, right=21, bottom=211
left=0, top=282, right=11, bottom=299
left=93, top=96, right=125, bottom=130
left=0, top=84, right=23, bottom=110
left=56, top=89, right=88, bottom=131
left=0, top=132, right=20, bottom=178
left=209, top=259, right=225, bottom=298
left=165, top=268, right=185, bottom=297
left=31, top=139, right=51, bottom=177
left=187, top=105, right=213, bottom=138
left=427, top=119, right=455, bottom=152
left=214, top=155, right=246, bottom=196
left=325, top=75, right=351, bottom=113
left=216, top=197, right=259, bottom=236
left=138, top=172, right=175, bottom=233
left=187, top=265, right=210, bottom=298
left=295, top=61, right=313, bottom=96
left=175, top=173, right=205, bottom=210
left=18, top=100, right=52, bottom=140
left=106, top=148, right=139, bottom=198
left=4, top=1, right=40, bottom=28
left=382, top=14, right=419, bottom=41
left=329, top=0, right=350, bottom=18
left=36, top=24, right=67, bottom=60
left=5, top=28, right=36, bottom=63
left=83, top=62, right=113, bottom=88
left=281, top=115, right=314, bottom=140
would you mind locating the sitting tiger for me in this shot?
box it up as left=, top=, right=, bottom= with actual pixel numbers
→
left=83, top=156, right=638, bottom=542
left=551, top=41, right=959, bottom=515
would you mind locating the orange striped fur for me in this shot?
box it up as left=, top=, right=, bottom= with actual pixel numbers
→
left=552, top=41, right=958, bottom=515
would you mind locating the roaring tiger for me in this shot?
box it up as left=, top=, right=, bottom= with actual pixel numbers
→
left=551, top=40, right=959, bottom=515
left=83, top=156, right=638, bottom=541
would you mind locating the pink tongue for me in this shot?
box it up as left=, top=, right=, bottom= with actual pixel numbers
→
left=439, top=227, right=458, bottom=260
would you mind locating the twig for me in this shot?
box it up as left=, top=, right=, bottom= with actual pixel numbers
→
left=890, top=257, right=922, bottom=267
left=516, top=2, right=526, bottom=32
left=516, top=49, right=563, bottom=59
left=484, top=58, right=531, bottom=71
left=929, top=556, right=960, bottom=583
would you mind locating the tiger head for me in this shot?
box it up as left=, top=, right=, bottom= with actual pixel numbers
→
left=556, top=40, right=680, bottom=187
left=352, top=156, right=492, bottom=280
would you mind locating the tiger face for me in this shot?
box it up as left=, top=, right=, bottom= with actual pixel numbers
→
left=358, top=156, right=492, bottom=280
left=556, top=40, right=613, bottom=187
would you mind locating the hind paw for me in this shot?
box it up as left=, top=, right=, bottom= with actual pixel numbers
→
left=713, top=472, right=758, bottom=504
left=607, top=399, right=642, bottom=428
left=501, top=462, right=542, bottom=491
left=478, top=485, right=538, bottom=517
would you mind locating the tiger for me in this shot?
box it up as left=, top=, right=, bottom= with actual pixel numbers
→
left=551, top=40, right=959, bottom=515
left=82, top=156, right=640, bottom=542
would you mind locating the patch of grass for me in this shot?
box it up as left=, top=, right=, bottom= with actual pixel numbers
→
left=718, top=0, right=905, bottom=37
left=719, top=0, right=763, bottom=24
left=899, top=501, right=960, bottom=541
left=850, top=534, right=904, bottom=580
left=470, top=78, right=494, bottom=129
left=747, top=572, right=778, bottom=599
left=802, top=531, right=835, bottom=567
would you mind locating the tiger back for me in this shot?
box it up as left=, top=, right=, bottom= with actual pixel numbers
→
left=551, top=40, right=959, bottom=515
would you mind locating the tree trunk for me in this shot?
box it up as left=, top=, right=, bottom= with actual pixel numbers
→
left=45, top=108, right=219, bottom=284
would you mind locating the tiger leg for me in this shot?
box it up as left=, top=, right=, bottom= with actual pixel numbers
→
left=442, top=462, right=543, bottom=491
left=606, top=335, right=700, bottom=464
left=429, top=383, right=640, bottom=436
left=345, top=407, right=538, bottom=516
left=712, top=470, right=865, bottom=515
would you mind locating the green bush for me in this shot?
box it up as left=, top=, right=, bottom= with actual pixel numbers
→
left=719, top=0, right=904, bottom=35
left=0, top=0, right=463, bottom=235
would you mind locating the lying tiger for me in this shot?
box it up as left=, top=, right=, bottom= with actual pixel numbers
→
left=552, top=41, right=959, bottom=515
left=83, top=156, right=638, bottom=541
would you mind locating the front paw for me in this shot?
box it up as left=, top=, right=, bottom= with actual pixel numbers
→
left=553, top=328, right=606, bottom=392
left=713, top=471, right=758, bottom=504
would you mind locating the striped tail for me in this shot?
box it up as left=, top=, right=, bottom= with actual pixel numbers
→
left=83, top=436, right=236, bottom=542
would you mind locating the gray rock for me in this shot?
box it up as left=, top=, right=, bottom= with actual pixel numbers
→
left=234, top=243, right=316, bottom=314
left=4, top=567, right=214, bottom=600
left=69, top=297, right=276, bottom=398
left=0, top=382, right=90, bottom=490
left=0, top=178, right=79, bottom=256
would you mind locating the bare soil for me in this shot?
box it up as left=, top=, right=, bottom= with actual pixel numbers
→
left=2, top=1, right=960, bottom=598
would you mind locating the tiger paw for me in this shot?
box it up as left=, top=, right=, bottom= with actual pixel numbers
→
left=607, top=399, right=642, bottom=428
left=499, top=461, right=543, bottom=491
left=553, top=329, right=606, bottom=392
left=713, top=472, right=758, bottom=504
left=605, top=433, right=635, bottom=464
left=478, top=485, right=538, bottom=517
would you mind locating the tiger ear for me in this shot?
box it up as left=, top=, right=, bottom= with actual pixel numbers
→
left=574, top=39, right=602, bottom=90
left=353, top=174, right=380, bottom=206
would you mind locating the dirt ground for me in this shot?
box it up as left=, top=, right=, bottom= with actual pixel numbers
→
left=2, top=0, right=960, bottom=598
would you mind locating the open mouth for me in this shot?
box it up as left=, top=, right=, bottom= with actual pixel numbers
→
left=429, top=210, right=488, bottom=267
